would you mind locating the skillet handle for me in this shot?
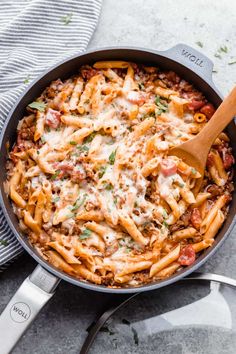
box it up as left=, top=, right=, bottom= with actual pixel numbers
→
left=159, top=43, right=214, bottom=83
left=0, top=265, right=60, bottom=354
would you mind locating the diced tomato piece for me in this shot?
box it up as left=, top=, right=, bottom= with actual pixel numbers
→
left=187, top=99, right=205, bottom=111
left=178, top=245, right=196, bottom=266
left=45, top=108, right=61, bottom=129
left=200, top=103, right=215, bottom=119
left=160, top=159, right=177, bottom=177
left=190, top=208, right=202, bottom=230
left=127, top=91, right=146, bottom=105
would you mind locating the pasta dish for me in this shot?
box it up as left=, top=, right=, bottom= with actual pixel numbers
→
left=5, top=61, right=234, bottom=287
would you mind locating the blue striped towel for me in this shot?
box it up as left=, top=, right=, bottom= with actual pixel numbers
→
left=0, top=0, right=102, bottom=270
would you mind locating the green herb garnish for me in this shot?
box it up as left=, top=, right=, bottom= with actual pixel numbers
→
left=109, top=150, right=116, bottom=165
left=163, top=220, right=169, bottom=228
left=196, top=41, right=203, bottom=48
left=0, top=239, right=8, bottom=247
left=98, top=165, right=107, bottom=178
left=104, top=183, right=113, bottom=191
left=70, top=196, right=86, bottom=212
left=155, top=95, right=168, bottom=115
left=69, top=141, right=77, bottom=145
left=162, top=209, right=168, bottom=219
left=28, top=101, right=46, bottom=112
left=73, top=195, right=87, bottom=210
left=51, top=170, right=61, bottom=180
left=80, top=228, right=92, bottom=240
left=60, top=13, right=73, bottom=25
left=113, top=196, right=118, bottom=205
left=77, top=145, right=89, bottom=153
left=84, top=132, right=96, bottom=143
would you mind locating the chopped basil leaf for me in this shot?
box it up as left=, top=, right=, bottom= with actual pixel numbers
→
left=196, top=41, right=203, bottom=48
left=98, top=165, right=107, bottom=178
left=51, top=170, right=61, bottom=180
left=84, top=132, right=96, bottom=143
left=28, top=101, right=46, bottom=112
left=125, top=247, right=131, bottom=253
left=163, top=221, right=169, bottom=228
left=155, top=95, right=168, bottom=115
left=37, top=150, right=40, bottom=155
left=60, top=12, right=73, bottom=25
left=0, top=239, right=8, bottom=247
left=103, top=182, right=113, bottom=191
left=80, top=228, right=92, bottom=240
left=109, top=150, right=116, bottom=165
left=76, top=195, right=87, bottom=209
left=162, top=209, right=168, bottom=219
left=69, top=141, right=77, bottom=145
left=113, top=196, right=118, bottom=205
left=77, top=145, right=89, bottom=152
left=70, top=196, right=86, bottom=211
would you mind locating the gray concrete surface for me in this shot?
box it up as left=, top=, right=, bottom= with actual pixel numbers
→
left=1, top=0, right=236, bottom=353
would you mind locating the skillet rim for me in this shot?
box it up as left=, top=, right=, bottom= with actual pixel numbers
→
left=0, top=45, right=236, bottom=294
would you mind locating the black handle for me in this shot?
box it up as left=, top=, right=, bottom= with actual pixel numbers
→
left=157, top=43, right=214, bottom=84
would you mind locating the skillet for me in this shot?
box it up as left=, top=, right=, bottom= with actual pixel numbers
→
left=0, top=44, right=235, bottom=353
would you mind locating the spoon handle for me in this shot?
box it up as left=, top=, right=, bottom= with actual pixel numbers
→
left=197, top=86, right=236, bottom=148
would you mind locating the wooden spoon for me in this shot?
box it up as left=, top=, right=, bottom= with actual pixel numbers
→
left=169, top=86, right=236, bottom=195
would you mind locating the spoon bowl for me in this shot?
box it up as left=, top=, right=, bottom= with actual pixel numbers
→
left=169, top=86, right=236, bottom=195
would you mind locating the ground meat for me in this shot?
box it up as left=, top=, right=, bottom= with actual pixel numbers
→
left=17, top=126, right=35, bottom=143
left=80, top=66, right=99, bottom=81
left=206, top=184, right=224, bottom=196
left=71, top=169, right=86, bottom=183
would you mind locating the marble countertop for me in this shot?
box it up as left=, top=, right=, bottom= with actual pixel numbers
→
left=1, top=0, right=236, bottom=353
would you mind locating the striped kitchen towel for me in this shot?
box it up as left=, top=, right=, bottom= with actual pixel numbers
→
left=0, top=0, right=102, bottom=270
